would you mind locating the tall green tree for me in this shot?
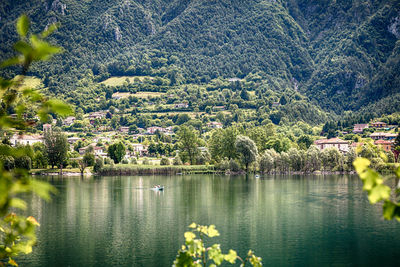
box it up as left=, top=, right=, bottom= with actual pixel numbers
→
left=235, top=135, right=258, bottom=172
left=44, top=130, right=69, bottom=170
left=177, top=126, right=199, bottom=165
left=108, top=142, right=126, bottom=163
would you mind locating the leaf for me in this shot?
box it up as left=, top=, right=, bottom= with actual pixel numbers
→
left=224, top=249, right=237, bottom=264
left=14, top=41, right=32, bottom=56
left=353, top=157, right=370, bottom=174
left=360, top=169, right=380, bottom=191
left=9, top=198, right=27, bottom=210
left=208, top=244, right=224, bottom=265
left=207, top=225, right=220, bottom=237
left=26, top=216, right=40, bottom=226
left=0, top=57, right=22, bottom=68
left=46, top=99, right=73, bottom=117
left=368, top=184, right=391, bottom=204
left=395, top=166, right=400, bottom=179
left=41, top=23, right=59, bottom=38
left=184, top=231, right=196, bottom=242
left=8, top=258, right=18, bottom=267
left=383, top=201, right=396, bottom=220
left=17, top=15, right=30, bottom=38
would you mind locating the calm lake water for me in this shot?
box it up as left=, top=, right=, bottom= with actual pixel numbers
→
left=19, top=174, right=400, bottom=266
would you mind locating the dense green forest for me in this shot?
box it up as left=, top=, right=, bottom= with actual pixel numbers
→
left=1, top=0, right=400, bottom=123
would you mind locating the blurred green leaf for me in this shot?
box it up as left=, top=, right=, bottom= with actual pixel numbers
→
left=14, top=41, right=32, bottom=56
left=46, top=99, right=73, bottom=117
left=9, top=198, right=27, bottom=210
left=368, top=184, right=390, bottom=204
left=16, top=15, right=30, bottom=38
left=41, top=23, right=59, bottom=38
left=0, top=57, right=22, bottom=68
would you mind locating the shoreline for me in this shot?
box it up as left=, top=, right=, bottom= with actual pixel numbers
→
left=31, top=165, right=359, bottom=177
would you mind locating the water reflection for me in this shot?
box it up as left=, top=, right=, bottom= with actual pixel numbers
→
left=20, top=175, right=400, bottom=267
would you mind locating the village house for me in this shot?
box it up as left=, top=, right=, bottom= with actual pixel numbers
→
left=120, top=126, right=130, bottom=134
left=371, top=121, right=387, bottom=128
left=10, top=134, right=43, bottom=146
left=112, top=92, right=130, bottom=100
left=63, top=116, right=76, bottom=126
left=131, top=143, right=148, bottom=156
left=314, top=138, right=350, bottom=153
left=213, top=106, right=226, bottom=112
left=272, top=102, right=281, bottom=108
left=374, top=140, right=394, bottom=152
left=369, top=132, right=397, bottom=140
left=353, top=124, right=369, bottom=134
left=43, top=123, right=52, bottom=133
left=146, top=126, right=168, bottom=135
left=174, top=103, right=189, bottom=109
left=207, top=121, right=223, bottom=129
left=67, top=137, right=81, bottom=144
left=79, top=144, right=106, bottom=157
left=89, top=111, right=107, bottom=124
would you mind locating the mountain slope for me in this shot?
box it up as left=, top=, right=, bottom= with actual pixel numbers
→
left=0, top=0, right=399, bottom=117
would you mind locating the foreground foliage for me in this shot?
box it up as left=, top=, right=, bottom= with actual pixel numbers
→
left=0, top=15, right=71, bottom=266
left=173, top=223, right=262, bottom=267
left=354, top=157, right=400, bottom=221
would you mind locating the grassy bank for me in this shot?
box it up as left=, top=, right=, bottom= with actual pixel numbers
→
left=98, top=164, right=217, bottom=176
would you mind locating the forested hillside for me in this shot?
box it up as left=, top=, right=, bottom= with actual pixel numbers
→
left=0, top=0, right=399, bottom=121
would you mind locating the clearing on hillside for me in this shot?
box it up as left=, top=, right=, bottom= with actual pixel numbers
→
left=100, top=76, right=154, bottom=86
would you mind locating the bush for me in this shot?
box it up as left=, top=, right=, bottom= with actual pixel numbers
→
left=142, top=158, right=150, bottom=165
left=216, top=158, right=229, bottom=171
left=104, top=157, right=113, bottom=165
left=14, top=156, right=32, bottom=170
left=93, top=158, right=104, bottom=173
left=71, top=160, right=79, bottom=168
left=160, top=157, right=170, bottom=165
left=130, top=158, right=137, bottom=164
left=173, top=156, right=183, bottom=165
left=0, top=156, right=15, bottom=170
left=121, top=159, right=129, bottom=164
left=228, top=159, right=241, bottom=172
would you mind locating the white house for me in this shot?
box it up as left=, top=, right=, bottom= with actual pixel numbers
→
left=314, top=138, right=349, bottom=153
left=131, top=143, right=147, bottom=156
left=10, top=134, right=43, bottom=146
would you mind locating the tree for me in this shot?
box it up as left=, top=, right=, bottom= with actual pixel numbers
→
left=304, top=145, right=321, bottom=172
left=259, top=150, right=274, bottom=173
left=235, top=135, right=258, bottom=172
left=44, top=130, right=69, bottom=170
left=177, top=126, right=199, bottom=165
left=77, top=153, right=95, bottom=174
left=108, top=142, right=126, bottom=163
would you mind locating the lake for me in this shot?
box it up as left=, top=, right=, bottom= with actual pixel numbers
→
left=20, top=174, right=400, bottom=266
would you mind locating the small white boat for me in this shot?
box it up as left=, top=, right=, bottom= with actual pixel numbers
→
left=151, top=185, right=164, bottom=191
left=255, top=174, right=260, bottom=179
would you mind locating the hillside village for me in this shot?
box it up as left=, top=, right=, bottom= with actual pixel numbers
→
left=8, top=111, right=399, bottom=172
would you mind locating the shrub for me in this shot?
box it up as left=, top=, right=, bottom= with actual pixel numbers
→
left=160, top=157, right=170, bottom=165
left=14, top=156, right=32, bottom=170
left=130, top=158, right=137, bottom=164
left=228, top=159, right=241, bottom=172
left=93, top=158, right=104, bottom=173
left=121, top=159, right=129, bottom=164
left=173, top=156, right=183, bottom=165
left=0, top=156, right=15, bottom=170
left=142, top=158, right=150, bottom=165
left=104, top=157, right=113, bottom=165
left=71, top=160, right=79, bottom=168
